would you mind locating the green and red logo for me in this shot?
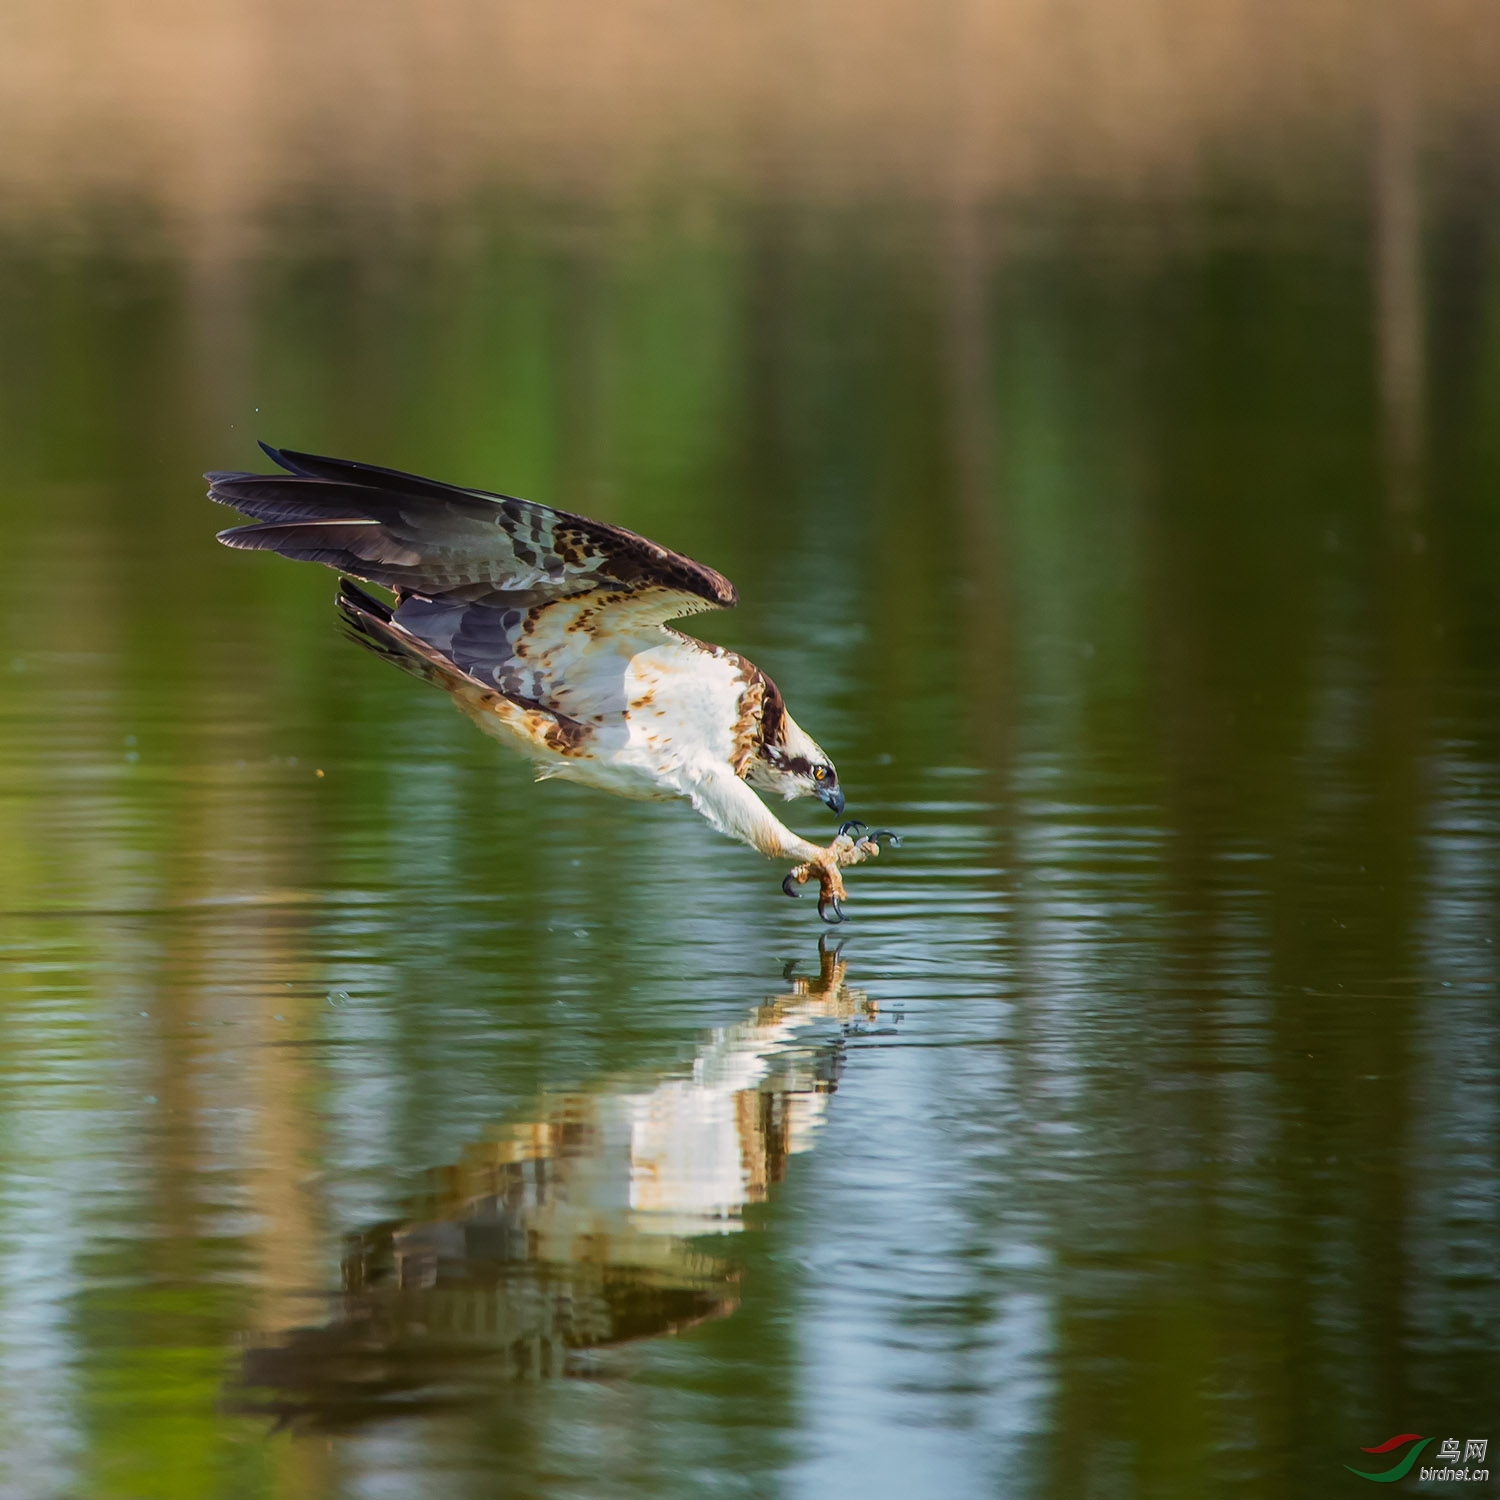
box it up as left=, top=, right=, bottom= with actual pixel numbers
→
left=1346, top=1434, right=1433, bottom=1483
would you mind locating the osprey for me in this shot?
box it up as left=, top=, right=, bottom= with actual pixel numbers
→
left=209, top=445, right=896, bottom=920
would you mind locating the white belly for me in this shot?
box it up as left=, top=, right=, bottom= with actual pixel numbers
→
left=470, top=624, right=747, bottom=804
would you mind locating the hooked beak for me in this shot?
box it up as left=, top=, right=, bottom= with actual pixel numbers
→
left=818, top=784, right=846, bottom=816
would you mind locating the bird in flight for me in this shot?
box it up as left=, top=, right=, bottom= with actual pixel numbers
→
left=209, top=445, right=897, bottom=920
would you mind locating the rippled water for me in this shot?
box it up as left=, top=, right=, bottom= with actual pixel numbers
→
left=2, top=202, right=1499, bottom=1498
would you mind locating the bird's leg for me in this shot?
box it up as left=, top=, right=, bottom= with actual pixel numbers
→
left=783, top=831, right=880, bottom=923
left=685, top=770, right=899, bottom=922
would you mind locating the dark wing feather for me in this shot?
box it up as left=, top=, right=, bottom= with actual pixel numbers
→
left=204, top=468, right=374, bottom=524
left=210, top=444, right=737, bottom=619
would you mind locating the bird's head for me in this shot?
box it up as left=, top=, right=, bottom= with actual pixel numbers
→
left=747, top=703, right=845, bottom=816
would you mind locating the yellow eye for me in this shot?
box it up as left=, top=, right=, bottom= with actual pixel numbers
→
left=813, top=766, right=827, bottom=782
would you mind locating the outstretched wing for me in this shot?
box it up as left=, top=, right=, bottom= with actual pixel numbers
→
left=212, top=445, right=739, bottom=732
left=210, top=444, right=738, bottom=625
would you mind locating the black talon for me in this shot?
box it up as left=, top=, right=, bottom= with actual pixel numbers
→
left=868, top=828, right=903, bottom=847
left=817, top=894, right=847, bottom=924
left=837, top=820, right=868, bottom=840
left=782, top=873, right=804, bottom=899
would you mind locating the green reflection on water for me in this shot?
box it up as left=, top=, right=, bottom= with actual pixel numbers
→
left=1, top=197, right=1500, bottom=1499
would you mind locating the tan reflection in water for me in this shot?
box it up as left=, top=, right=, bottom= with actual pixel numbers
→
left=235, top=941, right=878, bottom=1427
left=3, top=0, right=1498, bottom=233
left=1372, top=0, right=1426, bottom=517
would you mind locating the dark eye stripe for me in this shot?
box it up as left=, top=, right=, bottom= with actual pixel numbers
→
left=759, top=749, right=835, bottom=780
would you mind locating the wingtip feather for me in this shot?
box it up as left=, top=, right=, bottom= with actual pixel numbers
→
left=336, top=576, right=394, bottom=622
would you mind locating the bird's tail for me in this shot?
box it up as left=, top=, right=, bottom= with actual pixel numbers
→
left=334, top=579, right=476, bottom=695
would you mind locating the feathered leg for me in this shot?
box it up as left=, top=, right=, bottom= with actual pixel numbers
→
left=688, top=768, right=895, bottom=921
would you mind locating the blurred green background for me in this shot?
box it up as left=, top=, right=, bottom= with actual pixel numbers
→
left=3, top=2, right=1500, bottom=1496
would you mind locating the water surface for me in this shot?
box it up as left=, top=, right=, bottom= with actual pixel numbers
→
left=2, top=201, right=1499, bottom=1498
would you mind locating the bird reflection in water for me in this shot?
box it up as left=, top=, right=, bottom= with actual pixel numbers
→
left=233, top=939, right=883, bottom=1427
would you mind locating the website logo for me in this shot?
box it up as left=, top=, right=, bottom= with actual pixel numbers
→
left=1346, top=1435, right=1433, bottom=1483
left=1346, top=1434, right=1490, bottom=1484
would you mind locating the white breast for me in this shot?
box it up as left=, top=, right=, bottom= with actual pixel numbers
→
left=514, top=606, right=747, bottom=801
